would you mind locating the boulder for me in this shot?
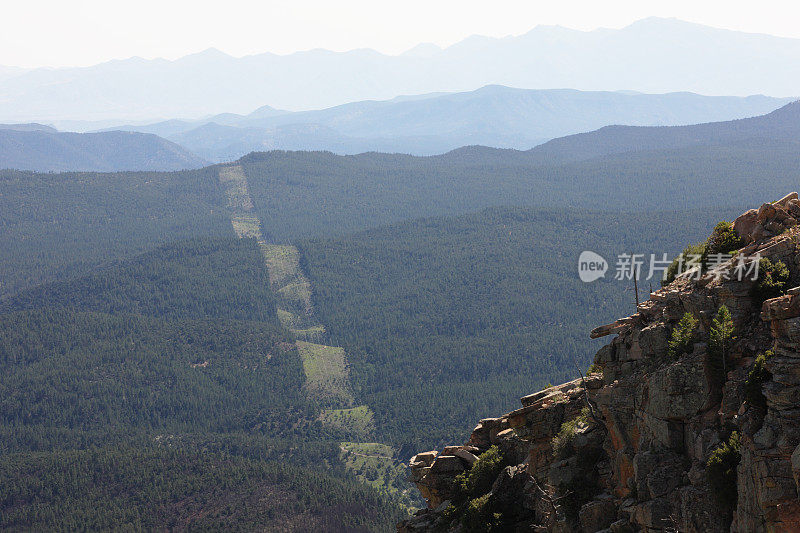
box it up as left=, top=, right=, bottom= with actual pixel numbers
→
left=549, top=456, right=580, bottom=487
left=757, top=202, right=778, bottom=223
left=429, top=455, right=464, bottom=474
left=734, top=209, right=759, bottom=242
left=646, top=352, right=711, bottom=420
left=609, top=518, right=634, bottom=533
left=791, top=444, right=800, bottom=496
left=453, top=448, right=479, bottom=466
left=411, top=451, right=437, bottom=467
left=787, top=199, right=800, bottom=218
left=775, top=191, right=799, bottom=207
left=468, top=422, right=490, bottom=449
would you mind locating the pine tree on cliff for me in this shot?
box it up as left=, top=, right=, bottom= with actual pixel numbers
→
left=710, top=305, right=735, bottom=375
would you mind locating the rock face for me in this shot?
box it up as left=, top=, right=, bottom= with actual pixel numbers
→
left=400, top=196, right=800, bottom=532
left=735, top=192, right=800, bottom=245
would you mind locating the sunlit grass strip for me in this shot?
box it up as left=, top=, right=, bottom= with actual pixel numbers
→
left=320, top=406, right=375, bottom=438
left=296, top=341, right=353, bottom=406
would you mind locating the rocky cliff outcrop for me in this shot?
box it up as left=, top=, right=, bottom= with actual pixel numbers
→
left=400, top=194, right=800, bottom=532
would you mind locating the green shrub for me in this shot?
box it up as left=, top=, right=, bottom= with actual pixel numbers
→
left=706, top=221, right=744, bottom=256
left=706, top=431, right=742, bottom=513
left=663, top=221, right=743, bottom=286
left=586, top=363, right=601, bottom=375
left=751, top=258, right=790, bottom=304
left=663, top=242, right=708, bottom=285
left=452, top=446, right=505, bottom=504
left=745, top=350, right=773, bottom=412
left=461, top=494, right=502, bottom=532
left=551, top=408, right=603, bottom=526
left=552, top=407, right=589, bottom=460
left=709, top=305, right=735, bottom=379
left=444, top=447, right=507, bottom=531
left=668, top=312, right=698, bottom=359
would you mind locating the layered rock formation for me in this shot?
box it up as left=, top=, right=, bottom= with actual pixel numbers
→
left=400, top=195, right=800, bottom=532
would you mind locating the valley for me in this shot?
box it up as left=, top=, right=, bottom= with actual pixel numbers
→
left=1, top=86, right=800, bottom=531
left=216, top=161, right=413, bottom=511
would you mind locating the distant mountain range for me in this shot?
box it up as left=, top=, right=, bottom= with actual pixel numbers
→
left=0, top=89, right=795, bottom=170
left=0, top=123, right=57, bottom=133
left=0, top=127, right=207, bottom=172
left=530, top=99, right=800, bottom=163
left=1, top=17, right=799, bottom=123
left=108, top=87, right=793, bottom=160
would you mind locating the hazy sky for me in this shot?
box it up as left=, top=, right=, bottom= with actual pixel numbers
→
left=4, top=0, right=800, bottom=67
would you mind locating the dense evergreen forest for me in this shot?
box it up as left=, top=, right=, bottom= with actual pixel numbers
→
left=0, top=446, right=399, bottom=532
left=0, top=167, right=231, bottom=298
left=0, top=307, right=305, bottom=437
left=2, top=238, right=279, bottom=323
left=240, top=139, right=799, bottom=241
left=0, top=238, right=406, bottom=530
left=301, top=206, right=739, bottom=450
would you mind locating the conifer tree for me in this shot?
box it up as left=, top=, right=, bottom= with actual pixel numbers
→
left=710, top=305, right=735, bottom=375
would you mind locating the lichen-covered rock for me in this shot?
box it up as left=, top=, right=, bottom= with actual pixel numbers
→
left=400, top=198, right=800, bottom=533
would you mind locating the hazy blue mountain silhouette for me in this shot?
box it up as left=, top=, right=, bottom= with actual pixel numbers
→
left=1, top=18, right=799, bottom=122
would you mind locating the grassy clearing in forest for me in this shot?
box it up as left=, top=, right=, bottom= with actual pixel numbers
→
left=260, top=244, right=303, bottom=288
left=320, top=405, right=375, bottom=438
left=230, top=213, right=263, bottom=239
left=276, top=281, right=312, bottom=309
left=339, top=442, right=420, bottom=511
left=296, top=341, right=353, bottom=406
left=218, top=165, right=254, bottom=211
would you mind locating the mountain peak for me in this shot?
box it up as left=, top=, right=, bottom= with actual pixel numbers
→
left=182, top=48, right=232, bottom=61
left=401, top=43, right=442, bottom=58
left=627, top=15, right=684, bottom=26
left=246, top=104, right=288, bottom=119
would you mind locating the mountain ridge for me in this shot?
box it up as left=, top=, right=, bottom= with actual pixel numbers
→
left=101, top=87, right=793, bottom=160
left=0, top=129, right=207, bottom=172
left=2, top=17, right=800, bottom=122
left=530, top=99, right=800, bottom=163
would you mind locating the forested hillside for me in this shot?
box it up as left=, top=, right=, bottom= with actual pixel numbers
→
left=300, top=206, right=740, bottom=451
left=531, top=99, right=800, bottom=162
left=0, top=129, right=206, bottom=172
left=2, top=238, right=279, bottom=323
left=0, top=238, right=405, bottom=530
left=0, top=167, right=231, bottom=298
left=0, top=308, right=304, bottom=441
left=1, top=447, right=400, bottom=532
left=241, top=138, right=800, bottom=241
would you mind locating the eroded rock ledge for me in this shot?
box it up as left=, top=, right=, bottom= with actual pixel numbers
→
left=400, top=195, right=800, bottom=532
